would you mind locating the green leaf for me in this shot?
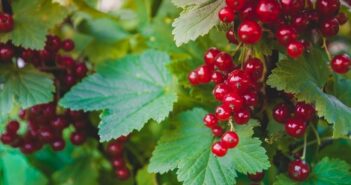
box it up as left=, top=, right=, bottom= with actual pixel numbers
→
left=0, top=147, right=48, bottom=185
left=310, top=157, right=351, bottom=185
left=0, top=0, right=68, bottom=49
left=273, top=174, right=297, bottom=185
left=0, top=66, right=54, bottom=116
left=267, top=49, right=351, bottom=137
left=52, top=155, right=99, bottom=185
left=136, top=166, right=157, bottom=185
left=60, top=50, right=177, bottom=141
left=148, top=108, right=269, bottom=185
left=171, top=0, right=211, bottom=8
left=172, top=0, right=225, bottom=46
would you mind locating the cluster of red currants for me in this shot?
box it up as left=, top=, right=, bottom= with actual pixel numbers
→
left=219, top=0, right=349, bottom=72
left=0, top=104, right=91, bottom=154
left=105, top=137, right=131, bottom=181
left=273, top=101, right=315, bottom=138
left=188, top=47, right=264, bottom=157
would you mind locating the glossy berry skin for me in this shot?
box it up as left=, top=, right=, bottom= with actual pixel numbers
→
left=62, top=39, right=75, bottom=51
left=273, top=103, right=290, bottom=123
left=240, top=3, right=256, bottom=20
left=234, top=108, right=251, bottom=125
left=238, top=20, right=262, bottom=44
left=285, top=117, right=306, bottom=137
left=223, top=92, right=244, bottom=111
left=226, top=29, right=238, bottom=44
left=188, top=70, right=200, bottom=85
left=0, top=44, right=14, bottom=61
left=218, top=6, right=235, bottom=23
left=227, top=69, right=252, bottom=94
left=70, top=132, right=86, bottom=145
left=6, top=120, right=20, bottom=133
left=215, top=52, right=234, bottom=71
left=212, top=141, right=228, bottom=157
left=316, top=0, right=340, bottom=18
left=75, top=63, right=88, bottom=78
left=45, top=35, right=61, bottom=52
left=203, top=113, right=218, bottom=128
left=280, top=0, right=304, bottom=15
left=38, top=127, right=55, bottom=143
left=331, top=54, right=351, bottom=74
left=295, top=102, right=315, bottom=121
left=112, top=157, right=125, bottom=168
left=204, top=48, right=221, bottom=66
left=50, top=138, right=66, bottom=151
left=20, top=142, right=36, bottom=154
left=196, top=65, right=214, bottom=84
left=215, top=105, right=232, bottom=121
left=211, top=126, right=223, bottom=137
left=275, top=25, right=298, bottom=46
left=115, top=167, right=130, bottom=180
left=248, top=172, right=265, bottom=182
left=107, top=142, right=124, bottom=156
left=320, top=18, right=339, bottom=37
left=244, top=58, right=263, bottom=81
left=255, top=0, right=281, bottom=23
left=221, top=131, right=239, bottom=148
left=286, top=41, right=304, bottom=59
left=291, top=14, right=310, bottom=32
left=288, top=159, right=310, bottom=181
left=0, top=13, right=14, bottom=32
left=51, top=116, right=68, bottom=130
left=243, top=91, right=259, bottom=107
left=213, top=83, right=231, bottom=101
left=226, top=0, right=246, bottom=11
left=211, top=72, right=225, bottom=84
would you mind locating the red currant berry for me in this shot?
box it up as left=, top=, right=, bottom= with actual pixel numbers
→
left=58, top=56, right=76, bottom=70
left=213, top=83, right=231, bottom=101
left=45, top=35, right=61, bottom=52
left=222, top=92, right=244, bottom=111
left=215, top=52, right=234, bottom=71
left=38, top=127, right=55, bottom=143
left=286, top=41, right=304, bottom=58
left=107, top=142, right=124, bottom=156
left=238, top=20, right=262, bottom=44
left=0, top=132, right=16, bottom=144
left=288, top=159, right=310, bottom=181
left=233, top=108, right=251, bottom=124
left=65, top=74, right=77, bottom=87
left=275, top=25, right=298, bottom=46
left=226, top=0, right=246, bottom=10
left=248, top=172, right=265, bottom=182
left=70, top=131, right=86, bottom=145
left=295, top=102, right=315, bottom=121
left=273, top=103, right=290, bottom=123
left=316, top=0, right=340, bottom=18
left=226, top=29, right=238, bottom=44
left=211, top=71, right=225, bottom=84
left=285, top=117, right=306, bottom=137
left=0, top=13, right=14, bottom=32
left=336, top=13, right=348, bottom=25
left=204, top=48, right=221, bottom=66
left=20, top=141, right=36, bottom=154
left=215, top=104, right=232, bottom=121
left=212, top=141, right=228, bottom=157
left=203, top=113, right=218, bottom=128
left=0, top=43, right=14, bottom=61
left=240, top=2, right=256, bottom=20
left=115, top=167, right=130, bottom=180
left=197, top=65, right=214, bottom=84
left=320, top=18, right=339, bottom=37
left=19, top=109, right=26, bottom=120
left=280, top=0, right=304, bottom=15
left=75, top=63, right=88, bottom=78
left=188, top=70, right=200, bottom=85
left=211, top=126, right=223, bottom=137
left=244, top=58, right=264, bottom=81
left=227, top=69, right=252, bottom=94
left=6, top=120, right=20, bottom=133
left=21, top=49, right=35, bottom=62
left=219, top=6, right=235, bottom=23
left=116, top=136, right=128, bottom=143
left=51, top=116, right=68, bottom=130
left=221, top=131, right=239, bottom=148
left=243, top=91, right=259, bottom=107
left=291, top=13, right=310, bottom=32
left=62, top=39, right=75, bottom=51
left=331, top=54, right=351, bottom=74
left=50, top=138, right=66, bottom=151
left=112, top=157, right=125, bottom=168
left=255, top=0, right=281, bottom=23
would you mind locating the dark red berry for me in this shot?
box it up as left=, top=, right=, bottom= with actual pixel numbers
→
left=38, top=49, right=50, bottom=63
left=45, top=35, right=61, bottom=52
left=288, top=159, right=310, bottom=181
left=273, top=103, right=290, bottom=123
left=219, top=6, right=235, bottom=23
left=291, top=13, right=310, bottom=32
left=222, top=92, right=244, bottom=112
left=115, top=167, right=130, bottom=180
left=50, top=138, right=66, bottom=151
left=240, top=2, right=256, bottom=20
left=226, top=0, right=246, bottom=10
left=204, top=48, right=221, bottom=66
left=280, top=0, right=304, bottom=15
left=70, top=131, right=86, bottom=145
left=58, top=56, right=76, bottom=70
left=73, top=120, right=88, bottom=130
left=75, top=63, right=88, bottom=78
left=221, top=131, right=239, bottom=148
left=0, top=13, right=14, bottom=32
left=107, top=142, right=124, bottom=156
left=244, top=58, right=264, bottom=81
left=248, top=172, right=265, bottom=182
left=275, top=25, right=298, bottom=46
left=1, top=132, right=16, bottom=144
left=6, top=120, right=20, bottom=133
left=0, top=43, right=14, bottom=61
left=295, top=102, right=315, bottom=121
left=233, top=108, right=251, bottom=125
left=215, top=52, right=234, bottom=71
left=215, top=104, right=232, bottom=121
left=112, top=157, right=125, bottom=168
left=62, top=39, right=75, bottom=51
left=286, top=41, right=304, bottom=58
left=226, top=29, right=238, bottom=44
left=255, top=0, right=281, bottom=23
left=51, top=116, right=68, bottom=130
left=316, top=0, right=340, bottom=18
left=38, top=127, right=55, bottom=143
left=243, top=91, right=259, bottom=107
left=336, top=13, right=348, bottom=25
left=211, top=126, right=223, bottom=137
left=203, top=113, right=218, bottom=128
left=212, top=141, right=228, bottom=157
left=20, top=141, right=36, bottom=154
left=285, top=117, right=306, bottom=137
left=213, top=83, right=231, bottom=101
left=116, top=136, right=128, bottom=143
left=211, top=71, right=225, bottom=84
left=331, top=54, right=351, bottom=74
left=320, top=18, right=339, bottom=37
left=238, top=20, right=262, bottom=44
left=21, top=49, right=35, bottom=62
left=227, top=69, right=252, bottom=94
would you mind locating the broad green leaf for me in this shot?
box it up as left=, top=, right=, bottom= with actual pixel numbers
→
left=0, top=0, right=68, bottom=49
left=171, top=0, right=212, bottom=8
left=149, top=108, right=269, bottom=185
left=52, top=156, right=99, bottom=185
left=0, top=66, right=54, bottom=116
left=136, top=166, right=157, bottom=185
left=60, top=50, right=177, bottom=141
left=172, top=0, right=225, bottom=46
left=273, top=174, right=297, bottom=185
left=267, top=49, right=351, bottom=137
left=0, top=147, right=48, bottom=185
left=328, top=76, right=351, bottom=107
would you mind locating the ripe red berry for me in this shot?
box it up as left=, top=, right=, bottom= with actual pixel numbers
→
left=255, top=0, right=281, bottom=23
left=226, top=29, right=238, bottom=44
left=244, top=58, right=264, bottom=81
left=112, top=157, right=125, bottom=168
left=0, top=13, right=14, bottom=32
left=238, top=20, right=262, bottom=44
left=62, top=39, right=75, bottom=51
left=204, top=48, right=221, bottom=66
left=38, top=127, right=55, bottom=143
left=221, top=131, right=239, bottom=148
left=316, top=0, right=340, bottom=18
left=6, top=120, right=20, bottom=133
left=65, top=74, right=77, bottom=87
left=243, top=91, right=259, bottom=107
left=295, top=102, right=315, bottom=121
left=1, top=132, right=16, bottom=144
left=227, top=69, right=252, bottom=94
left=280, top=0, right=305, bottom=15
left=233, top=108, right=251, bottom=125
left=211, top=71, right=225, bottom=84
left=226, top=0, right=246, bottom=11
left=331, top=54, right=351, bottom=74
left=291, top=13, right=310, bottom=32
left=45, top=35, right=61, bottom=52
left=285, top=117, right=306, bottom=137
left=20, top=141, right=36, bottom=154
left=286, top=41, right=304, bottom=58
left=107, top=142, right=124, bottom=156
left=213, top=83, right=231, bottom=101
left=21, top=49, right=35, bottom=62
left=336, top=13, right=348, bottom=25
left=215, top=104, right=232, bottom=121
left=211, top=126, right=223, bottom=137
left=51, top=116, right=68, bottom=130
left=212, top=141, right=228, bottom=157
left=320, top=18, right=339, bottom=37
left=70, top=131, right=86, bottom=145
left=219, top=6, right=235, bottom=23
left=222, top=92, right=244, bottom=111
left=240, top=2, right=256, bottom=20
left=273, top=103, right=290, bottom=123
left=275, top=25, right=298, bottom=46
left=188, top=70, right=200, bottom=85
left=50, top=138, right=66, bottom=151
left=196, top=65, right=214, bottom=84
left=215, top=52, right=234, bottom=71
left=75, top=63, right=88, bottom=78
left=288, top=159, right=310, bottom=181
left=248, top=172, right=265, bottom=182
left=0, top=43, right=14, bottom=61
left=115, top=167, right=130, bottom=180
left=203, top=113, right=218, bottom=128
